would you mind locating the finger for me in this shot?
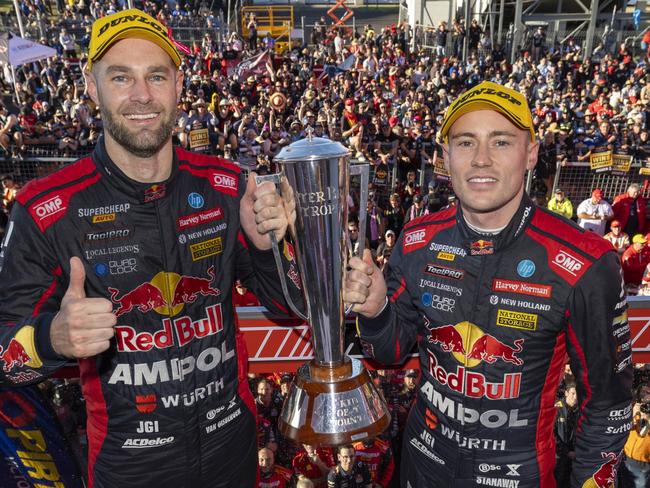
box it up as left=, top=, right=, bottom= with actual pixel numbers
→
left=66, top=257, right=87, bottom=300
left=254, top=180, right=278, bottom=200
left=348, top=256, right=373, bottom=274
left=84, top=327, right=115, bottom=343
left=255, top=205, right=282, bottom=224
left=83, top=313, right=118, bottom=329
left=257, top=218, right=286, bottom=235
left=81, top=298, right=115, bottom=314
left=243, top=171, right=258, bottom=199
left=253, top=191, right=282, bottom=212
left=346, top=269, right=373, bottom=288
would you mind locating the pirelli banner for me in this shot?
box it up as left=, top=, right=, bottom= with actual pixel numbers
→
left=589, top=151, right=633, bottom=175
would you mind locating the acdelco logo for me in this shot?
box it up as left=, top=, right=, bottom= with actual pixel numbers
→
left=405, top=230, right=426, bottom=246
left=34, top=196, right=65, bottom=220
left=552, top=250, right=584, bottom=276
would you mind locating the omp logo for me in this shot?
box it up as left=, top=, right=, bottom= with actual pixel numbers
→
left=552, top=250, right=584, bottom=276
left=213, top=173, right=236, bottom=190
left=34, top=196, right=65, bottom=220
left=405, top=229, right=426, bottom=246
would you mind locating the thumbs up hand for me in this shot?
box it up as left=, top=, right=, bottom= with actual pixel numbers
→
left=50, top=257, right=116, bottom=358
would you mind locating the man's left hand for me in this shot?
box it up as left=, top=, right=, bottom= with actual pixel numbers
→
left=240, top=171, right=296, bottom=250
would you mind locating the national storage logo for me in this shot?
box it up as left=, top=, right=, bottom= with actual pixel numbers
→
left=496, top=309, right=538, bottom=331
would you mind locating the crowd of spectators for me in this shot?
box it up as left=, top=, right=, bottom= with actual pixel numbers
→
left=2, top=1, right=650, bottom=487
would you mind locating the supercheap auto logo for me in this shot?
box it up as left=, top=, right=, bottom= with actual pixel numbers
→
left=426, top=321, right=523, bottom=400
left=108, top=266, right=220, bottom=317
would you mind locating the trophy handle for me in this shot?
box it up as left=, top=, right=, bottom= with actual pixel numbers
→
left=255, top=174, right=309, bottom=321
left=345, top=163, right=370, bottom=315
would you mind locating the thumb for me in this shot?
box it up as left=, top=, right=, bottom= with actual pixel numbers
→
left=361, top=248, right=376, bottom=271
left=66, top=256, right=86, bottom=300
left=244, top=171, right=258, bottom=200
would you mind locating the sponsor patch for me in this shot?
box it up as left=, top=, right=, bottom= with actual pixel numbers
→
left=190, top=237, right=223, bottom=261
left=177, top=206, right=224, bottom=230
left=429, top=242, right=467, bottom=257
left=425, top=263, right=464, bottom=280
left=470, top=239, right=494, bottom=256
left=85, top=227, right=133, bottom=244
left=551, top=249, right=584, bottom=278
left=135, top=394, right=157, bottom=413
left=211, top=171, right=238, bottom=196
left=143, top=184, right=166, bottom=202
left=492, top=279, right=552, bottom=299
left=122, top=436, right=174, bottom=449
left=516, top=259, right=535, bottom=278
left=437, top=251, right=455, bottom=261
left=403, top=227, right=432, bottom=254
left=496, top=309, right=538, bottom=331
left=188, top=192, right=204, bottom=209
left=33, top=195, right=66, bottom=221
left=92, top=213, right=116, bottom=224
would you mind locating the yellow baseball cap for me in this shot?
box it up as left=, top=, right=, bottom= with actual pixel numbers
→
left=633, top=234, right=647, bottom=244
left=439, top=81, right=536, bottom=143
left=87, top=8, right=181, bottom=70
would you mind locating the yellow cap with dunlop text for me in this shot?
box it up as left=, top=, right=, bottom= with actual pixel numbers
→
left=87, top=9, right=181, bottom=70
left=439, top=81, right=536, bottom=143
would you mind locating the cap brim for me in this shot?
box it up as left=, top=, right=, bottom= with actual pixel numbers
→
left=441, top=99, right=535, bottom=143
left=89, top=27, right=181, bottom=69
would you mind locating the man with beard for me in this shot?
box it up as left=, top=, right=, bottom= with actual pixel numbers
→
left=0, top=9, right=301, bottom=488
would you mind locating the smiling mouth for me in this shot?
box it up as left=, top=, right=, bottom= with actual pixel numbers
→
left=468, top=177, right=497, bottom=183
left=124, top=113, right=159, bottom=120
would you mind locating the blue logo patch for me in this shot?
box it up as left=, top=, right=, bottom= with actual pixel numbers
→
left=188, top=192, right=204, bottom=209
left=94, top=262, right=108, bottom=277
left=517, top=259, right=536, bottom=278
left=421, top=293, right=432, bottom=306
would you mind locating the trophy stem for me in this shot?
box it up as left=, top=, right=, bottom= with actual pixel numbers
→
left=309, top=358, right=352, bottom=382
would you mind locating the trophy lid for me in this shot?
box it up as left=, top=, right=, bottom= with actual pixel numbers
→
left=274, top=135, right=350, bottom=163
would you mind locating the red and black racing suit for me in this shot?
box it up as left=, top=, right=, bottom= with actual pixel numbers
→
left=0, top=139, right=302, bottom=488
left=357, top=195, right=633, bottom=488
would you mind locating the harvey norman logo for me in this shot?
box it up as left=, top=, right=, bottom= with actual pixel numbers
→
left=552, top=250, right=584, bottom=277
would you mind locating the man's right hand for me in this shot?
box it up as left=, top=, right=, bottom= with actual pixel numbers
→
left=51, top=257, right=116, bottom=358
left=344, top=249, right=388, bottom=318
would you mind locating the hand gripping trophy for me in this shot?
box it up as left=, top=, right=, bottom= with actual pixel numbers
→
left=258, top=133, right=390, bottom=446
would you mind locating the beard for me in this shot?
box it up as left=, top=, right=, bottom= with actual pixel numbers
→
left=98, top=97, right=176, bottom=158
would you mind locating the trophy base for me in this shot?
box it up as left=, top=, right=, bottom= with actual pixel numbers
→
left=278, top=357, right=391, bottom=446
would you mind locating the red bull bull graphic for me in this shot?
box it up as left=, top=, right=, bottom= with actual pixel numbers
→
left=470, top=239, right=494, bottom=256
left=109, top=266, right=220, bottom=318
left=143, top=183, right=166, bottom=202
left=582, top=452, right=619, bottom=488
left=426, top=322, right=523, bottom=400
left=0, top=339, right=31, bottom=373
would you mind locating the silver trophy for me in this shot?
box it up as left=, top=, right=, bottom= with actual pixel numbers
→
left=258, top=135, right=390, bottom=446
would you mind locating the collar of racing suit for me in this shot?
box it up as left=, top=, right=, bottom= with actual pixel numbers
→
left=92, top=135, right=180, bottom=204
left=455, top=194, right=537, bottom=254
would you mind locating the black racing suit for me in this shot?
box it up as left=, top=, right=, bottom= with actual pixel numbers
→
left=358, top=195, right=633, bottom=488
left=0, top=139, right=302, bottom=488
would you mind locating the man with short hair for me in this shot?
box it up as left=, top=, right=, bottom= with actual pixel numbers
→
left=258, top=448, right=291, bottom=488
left=577, top=188, right=614, bottom=235
left=613, top=183, right=647, bottom=237
left=0, top=9, right=300, bottom=488
left=344, top=81, right=632, bottom=486
left=327, top=445, right=372, bottom=488
left=604, top=219, right=630, bottom=255
left=622, top=234, right=650, bottom=294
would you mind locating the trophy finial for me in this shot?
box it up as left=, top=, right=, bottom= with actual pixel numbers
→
left=305, top=126, right=314, bottom=141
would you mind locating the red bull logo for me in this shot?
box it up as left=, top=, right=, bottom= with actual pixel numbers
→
left=582, top=452, right=619, bottom=488
left=143, top=184, right=166, bottom=202
left=470, top=239, right=494, bottom=256
left=427, top=322, right=523, bottom=400
left=0, top=339, right=31, bottom=373
left=109, top=266, right=220, bottom=318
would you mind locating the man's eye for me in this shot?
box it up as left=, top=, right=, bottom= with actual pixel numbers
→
left=112, top=75, right=128, bottom=82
